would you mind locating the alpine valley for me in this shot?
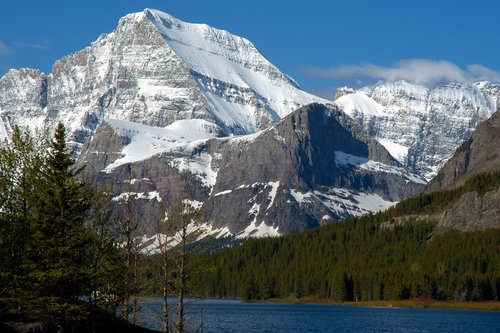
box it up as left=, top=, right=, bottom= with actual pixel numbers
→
left=0, top=9, right=498, bottom=244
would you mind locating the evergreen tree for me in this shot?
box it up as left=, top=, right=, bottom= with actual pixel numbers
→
left=0, top=126, right=44, bottom=311
left=28, top=123, right=95, bottom=324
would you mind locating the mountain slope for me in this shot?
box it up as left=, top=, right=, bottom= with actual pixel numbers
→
left=78, top=103, right=425, bottom=239
left=335, top=81, right=499, bottom=179
left=4, top=8, right=495, bottom=243
left=420, top=109, right=500, bottom=231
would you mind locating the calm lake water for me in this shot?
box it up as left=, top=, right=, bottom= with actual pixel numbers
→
left=136, top=298, right=500, bottom=333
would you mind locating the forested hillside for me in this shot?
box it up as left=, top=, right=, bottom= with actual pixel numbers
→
left=190, top=172, right=500, bottom=302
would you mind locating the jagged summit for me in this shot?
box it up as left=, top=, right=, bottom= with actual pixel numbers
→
left=0, top=8, right=326, bottom=145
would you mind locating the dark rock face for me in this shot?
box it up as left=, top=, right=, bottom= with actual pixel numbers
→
left=425, top=109, right=500, bottom=192
left=79, top=103, right=424, bottom=237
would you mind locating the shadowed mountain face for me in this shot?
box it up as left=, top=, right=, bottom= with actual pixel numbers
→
left=416, top=109, right=500, bottom=231
left=78, top=103, right=424, bottom=238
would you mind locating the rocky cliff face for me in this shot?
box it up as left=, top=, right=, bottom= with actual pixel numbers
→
left=335, top=81, right=500, bottom=180
left=430, top=109, right=500, bottom=231
left=78, top=103, right=425, bottom=238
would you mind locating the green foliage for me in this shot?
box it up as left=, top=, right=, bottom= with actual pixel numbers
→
left=192, top=219, right=500, bottom=302
left=27, top=124, right=95, bottom=317
left=191, top=172, right=500, bottom=302
left=0, top=126, right=44, bottom=304
left=0, top=124, right=123, bottom=327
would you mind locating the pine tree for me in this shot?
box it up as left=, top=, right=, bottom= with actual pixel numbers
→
left=0, top=126, right=44, bottom=311
left=28, top=122, right=95, bottom=324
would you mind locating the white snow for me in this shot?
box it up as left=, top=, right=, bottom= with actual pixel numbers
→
left=289, top=189, right=314, bottom=205
left=336, top=91, right=385, bottom=116
left=377, top=139, right=409, bottom=164
left=137, top=78, right=191, bottom=99
left=103, top=118, right=219, bottom=172
left=0, top=112, right=9, bottom=142
left=123, top=178, right=152, bottom=185
left=112, top=191, right=162, bottom=202
left=143, top=8, right=329, bottom=126
left=314, top=188, right=395, bottom=217
left=334, top=151, right=427, bottom=185
left=266, top=181, right=280, bottom=210
left=169, top=152, right=218, bottom=188
left=182, top=199, right=204, bottom=210
left=336, top=80, right=499, bottom=180
left=236, top=220, right=280, bottom=239
left=213, top=189, right=233, bottom=197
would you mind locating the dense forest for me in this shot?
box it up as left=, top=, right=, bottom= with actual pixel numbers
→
left=187, top=172, right=500, bottom=303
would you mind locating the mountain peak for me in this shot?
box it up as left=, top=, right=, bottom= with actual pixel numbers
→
left=1, top=7, right=325, bottom=148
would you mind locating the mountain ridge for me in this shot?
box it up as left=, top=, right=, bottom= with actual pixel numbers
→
left=335, top=80, right=499, bottom=179
left=77, top=103, right=424, bottom=240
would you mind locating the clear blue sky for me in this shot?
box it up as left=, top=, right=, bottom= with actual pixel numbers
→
left=1, top=0, right=500, bottom=98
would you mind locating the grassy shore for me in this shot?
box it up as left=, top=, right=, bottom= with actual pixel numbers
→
left=259, top=297, right=500, bottom=311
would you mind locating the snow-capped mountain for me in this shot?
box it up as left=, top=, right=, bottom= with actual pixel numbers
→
left=2, top=8, right=494, bottom=243
left=0, top=9, right=326, bottom=147
left=335, top=80, right=499, bottom=179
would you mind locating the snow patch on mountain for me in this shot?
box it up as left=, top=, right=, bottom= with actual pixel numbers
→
left=266, top=181, right=280, bottom=210
left=103, top=118, right=219, bottom=172
left=289, top=187, right=395, bottom=218
left=377, top=139, right=408, bottom=163
left=112, top=191, right=162, bottom=202
left=213, top=189, right=233, bottom=197
left=290, top=189, right=314, bottom=205
left=336, top=91, right=385, bottom=116
left=236, top=220, right=280, bottom=239
left=169, top=153, right=218, bottom=189
left=143, top=9, right=328, bottom=126
left=334, top=151, right=427, bottom=184
left=314, top=189, right=395, bottom=217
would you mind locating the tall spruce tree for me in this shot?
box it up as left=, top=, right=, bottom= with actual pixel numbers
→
left=0, top=126, right=43, bottom=311
left=28, top=122, right=94, bottom=323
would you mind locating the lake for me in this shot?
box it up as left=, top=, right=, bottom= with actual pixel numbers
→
left=136, top=298, right=500, bottom=332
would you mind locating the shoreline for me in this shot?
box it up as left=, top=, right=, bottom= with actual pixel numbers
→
left=255, top=296, right=500, bottom=312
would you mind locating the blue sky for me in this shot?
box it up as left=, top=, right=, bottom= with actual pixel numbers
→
left=1, top=0, right=500, bottom=98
